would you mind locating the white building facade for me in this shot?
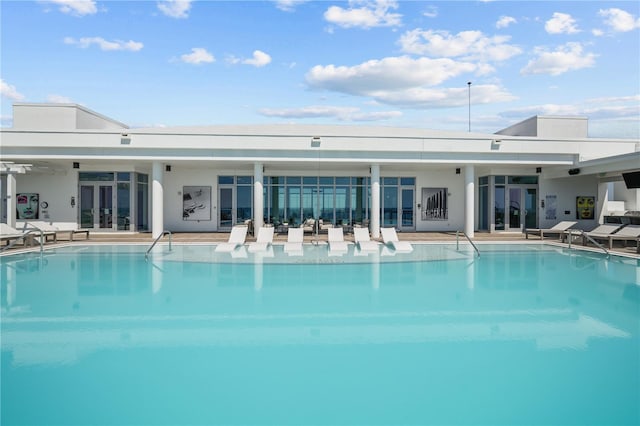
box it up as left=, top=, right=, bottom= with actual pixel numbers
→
left=1, top=103, right=639, bottom=239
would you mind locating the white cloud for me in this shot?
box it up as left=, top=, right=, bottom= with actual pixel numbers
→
left=180, top=47, right=215, bottom=64
left=306, top=56, right=476, bottom=93
left=369, top=84, right=516, bottom=108
left=398, top=29, right=522, bottom=62
left=243, top=50, right=272, bottom=67
left=1, top=79, right=26, bottom=101
left=157, top=0, right=192, bottom=19
left=545, top=12, right=580, bottom=34
left=305, top=57, right=515, bottom=108
left=64, top=36, right=143, bottom=51
left=227, top=51, right=272, bottom=67
left=46, top=94, right=73, bottom=103
left=592, top=28, right=604, bottom=37
left=496, top=15, right=516, bottom=29
left=259, top=105, right=402, bottom=121
left=324, top=0, right=402, bottom=29
left=351, top=110, right=403, bottom=121
left=521, top=42, right=596, bottom=76
left=274, top=0, right=309, bottom=12
left=598, top=8, right=640, bottom=32
left=40, top=0, right=97, bottom=16
left=422, top=5, right=437, bottom=18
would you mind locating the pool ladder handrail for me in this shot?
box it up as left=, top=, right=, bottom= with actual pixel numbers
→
left=145, top=230, right=172, bottom=260
left=456, top=230, right=480, bottom=257
left=1, top=228, right=45, bottom=253
left=566, top=229, right=610, bottom=258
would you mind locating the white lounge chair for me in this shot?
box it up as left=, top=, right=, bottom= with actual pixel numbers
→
left=248, top=226, right=274, bottom=252
left=13, top=221, right=57, bottom=243
left=1, top=223, right=32, bottom=248
left=215, top=226, right=248, bottom=252
left=589, top=224, right=640, bottom=251
left=18, top=220, right=89, bottom=241
left=581, top=224, right=623, bottom=247
left=328, top=227, right=349, bottom=254
left=525, top=221, right=577, bottom=241
left=608, top=224, right=640, bottom=252
left=353, top=227, right=379, bottom=251
left=284, top=227, right=304, bottom=255
left=380, top=227, right=413, bottom=252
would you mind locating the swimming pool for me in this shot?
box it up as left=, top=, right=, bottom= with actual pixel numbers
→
left=2, top=243, right=639, bottom=425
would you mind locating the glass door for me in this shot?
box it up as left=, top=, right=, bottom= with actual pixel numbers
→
left=219, top=187, right=233, bottom=230
left=508, top=187, right=537, bottom=231
left=382, top=186, right=398, bottom=227
left=399, top=188, right=415, bottom=231
left=524, top=188, right=537, bottom=229
left=99, top=185, right=113, bottom=229
left=79, top=184, right=114, bottom=230
left=80, top=185, right=94, bottom=229
left=508, top=187, right=522, bottom=230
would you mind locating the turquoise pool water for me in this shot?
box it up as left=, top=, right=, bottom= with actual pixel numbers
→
left=1, top=243, right=639, bottom=425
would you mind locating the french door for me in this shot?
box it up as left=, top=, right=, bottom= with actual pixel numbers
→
left=382, top=186, right=415, bottom=231
left=80, top=184, right=114, bottom=230
left=399, top=187, right=415, bottom=231
left=508, top=187, right=537, bottom=231
left=218, top=187, right=234, bottom=230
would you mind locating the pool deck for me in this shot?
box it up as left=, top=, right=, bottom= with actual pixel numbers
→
left=4, top=229, right=638, bottom=258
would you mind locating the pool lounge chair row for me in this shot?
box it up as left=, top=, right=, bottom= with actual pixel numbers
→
left=526, top=221, right=640, bottom=252
left=17, top=221, right=90, bottom=241
left=2, top=221, right=91, bottom=250
left=214, top=225, right=414, bottom=254
left=582, top=224, right=640, bottom=252
left=525, top=221, right=578, bottom=241
left=1, top=223, right=36, bottom=248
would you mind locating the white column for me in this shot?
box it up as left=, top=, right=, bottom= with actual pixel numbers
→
left=607, top=182, right=615, bottom=201
left=370, top=164, right=380, bottom=238
left=6, top=174, right=16, bottom=228
left=464, top=165, right=475, bottom=238
left=597, top=181, right=609, bottom=224
left=151, top=162, right=164, bottom=239
left=254, top=163, right=264, bottom=231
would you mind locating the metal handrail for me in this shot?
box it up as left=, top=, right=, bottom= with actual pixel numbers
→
left=145, top=230, right=172, bottom=260
left=456, top=230, right=480, bottom=257
left=567, top=229, right=610, bottom=257
left=1, top=228, right=44, bottom=253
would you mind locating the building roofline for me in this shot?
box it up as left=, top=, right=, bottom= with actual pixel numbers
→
left=12, top=102, right=129, bottom=129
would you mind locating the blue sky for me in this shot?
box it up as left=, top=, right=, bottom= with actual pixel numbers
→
left=1, top=0, right=639, bottom=137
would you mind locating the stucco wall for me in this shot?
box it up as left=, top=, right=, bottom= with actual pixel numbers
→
left=7, top=166, right=628, bottom=234
left=415, top=169, right=465, bottom=232
left=162, top=166, right=221, bottom=232
left=538, top=175, right=599, bottom=231
left=13, top=171, right=79, bottom=230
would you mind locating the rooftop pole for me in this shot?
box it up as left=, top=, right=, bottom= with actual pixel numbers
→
left=467, top=81, right=472, bottom=132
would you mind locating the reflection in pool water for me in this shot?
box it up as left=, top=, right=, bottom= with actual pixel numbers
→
left=1, top=244, right=639, bottom=425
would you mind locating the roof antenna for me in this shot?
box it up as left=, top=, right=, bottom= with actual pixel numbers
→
left=467, top=81, right=472, bottom=132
